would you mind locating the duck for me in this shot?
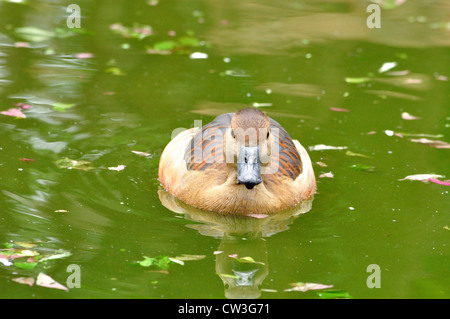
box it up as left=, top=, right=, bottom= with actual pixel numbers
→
left=158, top=108, right=316, bottom=214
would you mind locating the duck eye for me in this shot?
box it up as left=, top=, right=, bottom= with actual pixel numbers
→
left=266, top=130, right=270, bottom=139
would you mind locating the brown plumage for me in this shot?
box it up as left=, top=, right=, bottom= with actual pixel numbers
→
left=158, top=108, right=316, bottom=214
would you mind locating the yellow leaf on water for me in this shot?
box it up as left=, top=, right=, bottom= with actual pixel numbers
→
left=284, top=282, right=334, bottom=292
left=173, top=254, right=206, bottom=261
left=36, top=273, right=68, bottom=291
left=15, top=242, right=37, bottom=248
left=12, top=277, right=35, bottom=287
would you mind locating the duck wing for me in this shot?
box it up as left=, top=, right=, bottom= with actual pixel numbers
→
left=184, top=113, right=232, bottom=171
left=265, top=118, right=303, bottom=181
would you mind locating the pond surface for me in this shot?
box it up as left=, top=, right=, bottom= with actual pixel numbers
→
left=0, top=0, right=449, bottom=299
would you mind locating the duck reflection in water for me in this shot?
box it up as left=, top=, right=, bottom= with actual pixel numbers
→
left=158, top=108, right=315, bottom=297
left=158, top=189, right=313, bottom=299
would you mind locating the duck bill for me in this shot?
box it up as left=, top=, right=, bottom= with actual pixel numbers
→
left=237, top=146, right=262, bottom=189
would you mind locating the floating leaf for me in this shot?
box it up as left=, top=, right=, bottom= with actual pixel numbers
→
left=404, top=78, right=423, bottom=85
left=319, top=172, right=334, bottom=178
left=178, top=36, right=201, bottom=48
left=52, top=102, right=75, bottom=112
left=365, top=89, right=422, bottom=101
left=348, top=164, right=375, bottom=172
left=317, top=290, right=354, bottom=299
left=36, top=273, right=68, bottom=291
left=1, top=0, right=28, bottom=4
left=109, top=23, right=153, bottom=40
left=54, top=157, right=95, bottom=171
left=261, top=288, right=278, bottom=293
left=107, top=165, right=126, bottom=171
left=152, top=256, right=172, bottom=270
left=220, top=69, right=251, bottom=77
left=12, top=277, right=35, bottom=287
left=345, top=77, right=371, bottom=84
left=399, top=174, right=445, bottom=183
left=147, top=37, right=200, bottom=54
left=217, top=273, right=239, bottom=279
left=0, top=242, right=64, bottom=270
left=11, top=249, right=39, bottom=258
left=138, top=255, right=173, bottom=270
left=386, top=70, right=410, bottom=77
left=173, top=254, right=206, bottom=261
left=396, top=132, right=443, bottom=138
left=309, top=144, right=347, bottom=151
left=147, top=0, right=159, bottom=6
left=228, top=255, right=265, bottom=265
left=15, top=103, right=32, bottom=109
left=39, top=251, right=72, bottom=263
left=138, top=256, right=154, bottom=267
left=410, top=138, right=450, bottom=149
left=189, top=52, right=208, bottom=59
left=75, top=53, right=94, bottom=59
left=131, top=150, right=151, bottom=157
left=152, top=40, right=177, bottom=51
left=14, top=261, right=37, bottom=269
left=136, top=254, right=204, bottom=270
left=0, top=258, right=13, bottom=266
left=105, top=67, right=126, bottom=76
left=1, top=108, right=26, bottom=118
left=330, top=107, right=349, bottom=112
left=435, top=74, right=448, bottom=81
left=14, top=41, right=30, bottom=47
left=53, top=27, right=91, bottom=39
left=284, top=282, right=334, bottom=292
left=378, top=61, right=397, bottom=73
left=401, top=112, right=420, bottom=120
left=15, top=242, right=37, bottom=249
left=168, top=257, right=184, bottom=266
left=19, top=158, right=36, bottom=163
left=147, top=48, right=171, bottom=55
left=345, top=150, right=371, bottom=158
left=236, top=256, right=257, bottom=263
left=14, top=26, right=54, bottom=42
left=428, top=178, right=450, bottom=186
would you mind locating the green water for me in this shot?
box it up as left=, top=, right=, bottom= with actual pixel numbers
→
left=0, top=0, right=449, bottom=299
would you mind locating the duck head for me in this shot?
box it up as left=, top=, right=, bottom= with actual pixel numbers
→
left=224, top=108, right=273, bottom=189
